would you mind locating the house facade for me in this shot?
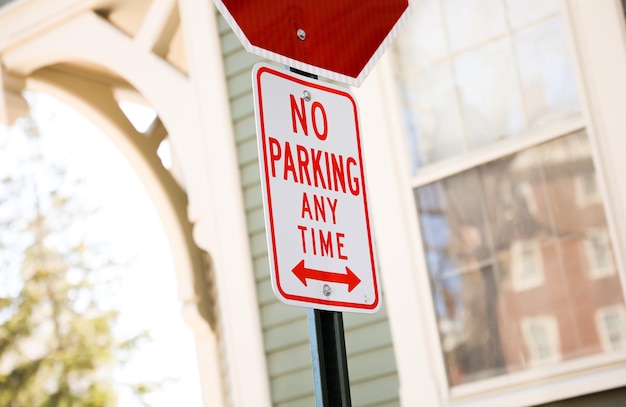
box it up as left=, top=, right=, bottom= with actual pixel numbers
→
left=1, top=0, right=626, bottom=406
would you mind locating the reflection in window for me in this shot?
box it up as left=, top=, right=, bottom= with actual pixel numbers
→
left=394, top=0, right=581, bottom=173
left=514, top=17, right=581, bottom=128
left=443, top=0, right=508, bottom=52
left=575, top=171, right=600, bottom=206
left=415, top=131, right=624, bottom=386
left=521, top=316, right=561, bottom=365
left=595, top=306, right=626, bottom=351
left=455, top=37, right=526, bottom=148
left=510, top=240, right=544, bottom=291
left=585, top=230, right=614, bottom=279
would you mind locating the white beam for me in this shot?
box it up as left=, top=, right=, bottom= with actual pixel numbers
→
left=0, top=0, right=111, bottom=52
left=565, top=0, right=626, bottom=328
left=0, top=64, right=29, bottom=125
left=178, top=1, right=272, bottom=406
left=2, top=6, right=270, bottom=405
left=1, top=11, right=201, bottom=208
left=355, top=55, right=442, bottom=406
left=27, top=68, right=226, bottom=407
left=134, top=0, right=179, bottom=56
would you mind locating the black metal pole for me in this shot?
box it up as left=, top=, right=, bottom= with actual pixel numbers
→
left=307, top=309, right=352, bottom=407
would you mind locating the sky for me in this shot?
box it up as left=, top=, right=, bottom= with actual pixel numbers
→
left=0, top=92, right=204, bottom=406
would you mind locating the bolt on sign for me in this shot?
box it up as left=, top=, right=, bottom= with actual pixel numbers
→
left=213, top=0, right=411, bottom=86
left=252, top=63, right=381, bottom=313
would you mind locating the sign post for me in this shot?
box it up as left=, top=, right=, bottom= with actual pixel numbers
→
left=308, top=309, right=351, bottom=406
left=253, top=63, right=380, bottom=405
left=214, top=1, right=412, bottom=404
left=288, top=67, right=353, bottom=407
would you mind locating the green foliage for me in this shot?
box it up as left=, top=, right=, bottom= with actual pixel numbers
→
left=0, top=114, right=148, bottom=406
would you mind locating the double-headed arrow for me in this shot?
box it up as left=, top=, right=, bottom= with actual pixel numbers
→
left=292, top=259, right=361, bottom=292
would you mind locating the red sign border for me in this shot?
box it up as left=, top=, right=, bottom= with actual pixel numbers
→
left=254, top=64, right=380, bottom=312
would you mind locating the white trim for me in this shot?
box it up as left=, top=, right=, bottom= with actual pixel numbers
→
left=0, top=0, right=107, bottom=50
left=564, top=0, right=626, bottom=294
left=445, top=361, right=626, bottom=407
left=355, top=54, right=441, bottom=406
left=134, top=0, right=179, bottom=54
left=178, top=1, right=272, bottom=406
left=410, top=118, right=585, bottom=188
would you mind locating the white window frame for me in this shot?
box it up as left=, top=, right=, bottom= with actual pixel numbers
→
left=358, top=0, right=626, bottom=406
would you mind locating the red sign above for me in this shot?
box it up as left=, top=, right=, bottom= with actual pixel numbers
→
left=214, top=0, right=411, bottom=86
left=252, top=63, right=380, bottom=313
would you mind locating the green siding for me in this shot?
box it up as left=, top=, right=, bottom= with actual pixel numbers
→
left=276, top=396, right=316, bottom=407
left=351, top=375, right=400, bottom=407
left=216, top=11, right=400, bottom=406
left=264, top=318, right=310, bottom=353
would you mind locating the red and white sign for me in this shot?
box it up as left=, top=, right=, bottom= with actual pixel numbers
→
left=252, top=63, right=380, bottom=313
left=214, top=0, right=411, bottom=86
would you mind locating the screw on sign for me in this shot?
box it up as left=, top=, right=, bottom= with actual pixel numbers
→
left=252, top=63, right=380, bottom=313
left=213, top=0, right=411, bottom=86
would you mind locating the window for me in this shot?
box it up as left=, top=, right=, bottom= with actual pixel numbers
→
left=413, top=132, right=624, bottom=388
left=521, top=316, right=561, bottom=366
left=575, top=171, right=601, bottom=206
left=393, top=0, right=626, bottom=395
left=595, top=305, right=626, bottom=352
left=395, top=0, right=580, bottom=173
left=585, top=230, right=615, bottom=279
left=510, top=240, right=544, bottom=291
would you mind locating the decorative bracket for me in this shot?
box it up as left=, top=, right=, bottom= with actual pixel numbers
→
left=0, top=63, right=28, bottom=125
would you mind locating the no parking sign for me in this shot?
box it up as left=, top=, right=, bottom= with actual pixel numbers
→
left=252, top=63, right=380, bottom=313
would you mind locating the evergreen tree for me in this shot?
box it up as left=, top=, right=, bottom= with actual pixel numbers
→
left=0, top=113, right=146, bottom=406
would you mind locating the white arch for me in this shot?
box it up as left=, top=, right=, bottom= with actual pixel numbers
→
left=2, top=5, right=270, bottom=407
left=27, top=67, right=200, bottom=316
left=25, top=67, right=226, bottom=407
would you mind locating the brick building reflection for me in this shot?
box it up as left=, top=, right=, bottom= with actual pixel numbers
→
left=416, top=131, right=626, bottom=386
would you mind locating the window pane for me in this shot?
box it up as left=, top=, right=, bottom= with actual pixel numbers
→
left=443, top=0, right=508, bottom=52
left=505, top=0, right=560, bottom=30
left=521, top=316, right=561, bottom=364
left=454, top=38, right=526, bottom=148
left=395, top=0, right=448, bottom=68
left=515, top=18, right=581, bottom=128
left=596, top=306, right=626, bottom=350
left=437, top=267, right=509, bottom=384
left=399, top=64, right=466, bottom=171
left=394, top=1, right=583, bottom=174
left=595, top=306, right=626, bottom=351
left=416, top=130, right=625, bottom=386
